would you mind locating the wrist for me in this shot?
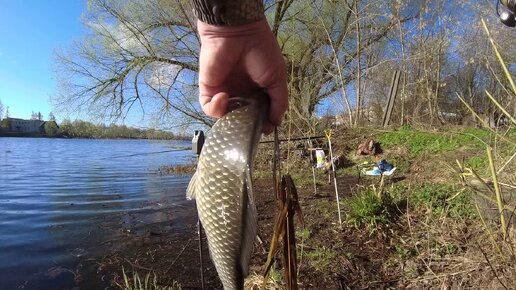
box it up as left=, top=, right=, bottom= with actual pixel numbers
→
left=197, top=18, right=271, bottom=39
left=193, top=0, right=264, bottom=26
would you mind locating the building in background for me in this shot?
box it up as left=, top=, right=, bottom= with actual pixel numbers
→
left=6, top=118, right=45, bottom=133
left=0, top=118, right=59, bottom=134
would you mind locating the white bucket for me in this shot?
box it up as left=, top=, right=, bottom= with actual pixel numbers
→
left=315, top=149, right=326, bottom=168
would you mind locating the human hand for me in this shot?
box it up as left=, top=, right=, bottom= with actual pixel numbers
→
left=197, top=19, right=288, bottom=134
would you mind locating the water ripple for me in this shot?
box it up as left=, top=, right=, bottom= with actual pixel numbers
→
left=0, top=137, right=196, bottom=289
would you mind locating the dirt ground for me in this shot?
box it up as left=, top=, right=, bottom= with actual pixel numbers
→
left=249, top=176, right=400, bottom=290
left=89, top=128, right=514, bottom=290
left=89, top=174, right=369, bottom=290
left=93, top=159, right=402, bottom=289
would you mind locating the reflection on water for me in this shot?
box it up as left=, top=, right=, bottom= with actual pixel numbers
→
left=0, top=138, right=196, bottom=289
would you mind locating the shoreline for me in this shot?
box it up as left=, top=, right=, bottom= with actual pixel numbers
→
left=105, top=127, right=515, bottom=289
left=5, top=127, right=513, bottom=289
left=0, top=132, right=189, bottom=141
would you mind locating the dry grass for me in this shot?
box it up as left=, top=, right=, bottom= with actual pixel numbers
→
left=116, top=268, right=182, bottom=290
left=244, top=272, right=283, bottom=290
left=157, top=164, right=196, bottom=175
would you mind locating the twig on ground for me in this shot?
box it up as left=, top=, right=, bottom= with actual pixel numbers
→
left=476, top=241, right=509, bottom=290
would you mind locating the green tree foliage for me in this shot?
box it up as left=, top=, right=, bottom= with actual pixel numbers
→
left=44, top=121, right=60, bottom=137
left=0, top=118, right=10, bottom=130
left=58, top=119, right=184, bottom=140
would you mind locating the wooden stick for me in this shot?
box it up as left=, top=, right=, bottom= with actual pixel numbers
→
left=325, top=129, right=342, bottom=226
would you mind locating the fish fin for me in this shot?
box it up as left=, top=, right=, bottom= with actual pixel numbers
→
left=238, top=168, right=258, bottom=280
left=186, top=171, right=198, bottom=200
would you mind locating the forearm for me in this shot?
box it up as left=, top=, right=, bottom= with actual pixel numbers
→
left=192, top=0, right=264, bottom=25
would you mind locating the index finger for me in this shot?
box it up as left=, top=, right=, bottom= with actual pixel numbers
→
left=266, top=75, right=288, bottom=126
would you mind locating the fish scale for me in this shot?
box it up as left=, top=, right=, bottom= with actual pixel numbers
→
left=187, top=95, right=268, bottom=290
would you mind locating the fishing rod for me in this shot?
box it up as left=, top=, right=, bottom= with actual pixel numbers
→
left=192, top=130, right=206, bottom=290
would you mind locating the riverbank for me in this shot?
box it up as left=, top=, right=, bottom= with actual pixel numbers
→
left=0, top=132, right=51, bottom=138
left=104, top=126, right=515, bottom=289
left=0, top=132, right=189, bottom=140
left=247, top=126, right=515, bottom=289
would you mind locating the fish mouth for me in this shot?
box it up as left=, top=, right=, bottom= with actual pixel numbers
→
left=227, top=97, right=251, bottom=113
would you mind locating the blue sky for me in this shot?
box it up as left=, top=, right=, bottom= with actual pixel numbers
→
left=0, top=1, right=85, bottom=121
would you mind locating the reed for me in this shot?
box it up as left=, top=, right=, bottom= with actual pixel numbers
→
left=117, top=268, right=181, bottom=290
left=486, top=146, right=507, bottom=240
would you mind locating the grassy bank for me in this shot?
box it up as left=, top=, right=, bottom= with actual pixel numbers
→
left=114, top=126, right=514, bottom=290
left=249, top=126, right=515, bottom=289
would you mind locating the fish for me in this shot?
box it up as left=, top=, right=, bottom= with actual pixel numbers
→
left=187, top=92, right=269, bottom=290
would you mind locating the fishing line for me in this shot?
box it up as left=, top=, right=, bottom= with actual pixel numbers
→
left=100, top=148, right=189, bottom=160
left=191, top=130, right=206, bottom=290
left=259, top=135, right=325, bottom=143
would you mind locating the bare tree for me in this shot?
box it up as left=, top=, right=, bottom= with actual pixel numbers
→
left=0, top=99, right=4, bottom=120
left=55, top=0, right=513, bottom=132
left=48, top=112, right=56, bottom=122
left=55, top=0, right=411, bottom=134
left=270, top=0, right=411, bottom=133
left=54, top=0, right=207, bottom=128
left=355, top=0, right=515, bottom=127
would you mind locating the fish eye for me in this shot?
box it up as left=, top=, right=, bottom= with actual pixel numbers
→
left=227, top=98, right=249, bottom=112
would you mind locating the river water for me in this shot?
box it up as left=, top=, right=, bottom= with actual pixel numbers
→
left=0, top=138, right=197, bottom=289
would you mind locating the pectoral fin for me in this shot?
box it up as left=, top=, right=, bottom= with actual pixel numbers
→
left=186, top=172, right=198, bottom=200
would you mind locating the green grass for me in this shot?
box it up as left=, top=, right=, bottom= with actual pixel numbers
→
left=313, top=199, right=336, bottom=219
left=304, top=246, right=339, bottom=272
left=343, top=188, right=401, bottom=231
left=336, top=165, right=360, bottom=176
left=290, top=171, right=322, bottom=187
left=393, top=244, right=413, bottom=258
left=267, top=264, right=283, bottom=284
left=376, top=125, right=490, bottom=157
left=296, top=228, right=311, bottom=240
left=372, top=125, right=516, bottom=178
left=343, top=183, right=476, bottom=232
left=464, top=155, right=488, bottom=170
left=408, top=184, right=476, bottom=219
